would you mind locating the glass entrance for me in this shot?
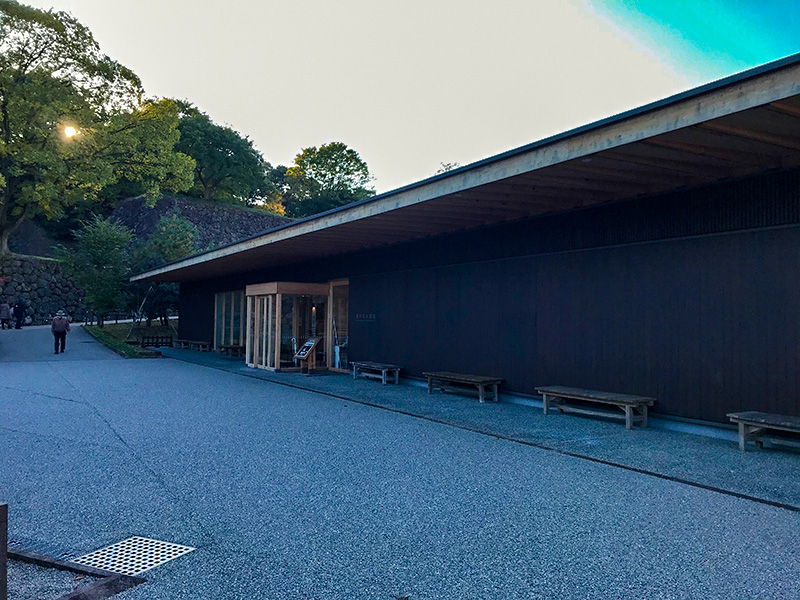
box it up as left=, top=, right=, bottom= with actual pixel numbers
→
left=279, top=293, right=328, bottom=369
left=246, top=294, right=276, bottom=369
left=332, top=282, right=349, bottom=370
left=245, top=282, right=334, bottom=371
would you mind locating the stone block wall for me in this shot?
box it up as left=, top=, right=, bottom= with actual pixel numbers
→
left=0, top=255, right=87, bottom=324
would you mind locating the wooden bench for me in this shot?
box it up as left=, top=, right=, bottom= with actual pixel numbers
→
left=727, top=411, right=800, bottom=451
left=140, top=335, right=173, bottom=348
left=536, top=386, right=656, bottom=430
left=219, top=344, right=245, bottom=357
left=174, top=339, right=212, bottom=352
left=352, top=361, right=402, bottom=385
left=424, top=372, right=502, bottom=403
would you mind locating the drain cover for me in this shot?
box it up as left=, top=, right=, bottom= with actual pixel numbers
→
left=73, top=536, right=195, bottom=575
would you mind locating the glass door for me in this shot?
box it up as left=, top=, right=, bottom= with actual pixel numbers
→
left=246, top=294, right=277, bottom=369
left=279, top=293, right=328, bottom=370
left=331, top=282, right=349, bottom=371
left=245, top=282, right=333, bottom=371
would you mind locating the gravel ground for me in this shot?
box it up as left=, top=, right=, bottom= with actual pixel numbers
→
left=1, top=327, right=799, bottom=599
left=163, top=347, right=800, bottom=509
left=7, top=560, right=98, bottom=599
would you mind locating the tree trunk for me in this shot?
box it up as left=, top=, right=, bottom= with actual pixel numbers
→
left=0, top=210, right=32, bottom=255
left=0, top=229, right=10, bottom=255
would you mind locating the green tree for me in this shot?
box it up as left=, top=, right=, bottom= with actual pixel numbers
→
left=176, top=103, right=276, bottom=205
left=142, top=209, right=198, bottom=263
left=0, top=1, right=195, bottom=253
left=282, top=142, right=375, bottom=218
left=58, top=215, right=132, bottom=326
left=130, top=210, right=198, bottom=325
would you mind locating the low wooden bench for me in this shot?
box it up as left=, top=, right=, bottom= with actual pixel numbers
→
left=219, top=344, right=245, bottom=357
left=727, top=411, right=800, bottom=451
left=536, top=386, right=656, bottom=430
left=352, top=361, right=402, bottom=385
left=140, top=335, right=173, bottom=348
left=424, top=372, right=502, bottom=403
left=174, top=339, right=212, bottom=352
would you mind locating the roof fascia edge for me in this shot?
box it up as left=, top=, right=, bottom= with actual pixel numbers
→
left=132, top=57, right=800, bottom=283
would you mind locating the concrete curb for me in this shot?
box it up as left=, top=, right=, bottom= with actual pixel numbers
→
left=8, top=548, right=145, bottom=600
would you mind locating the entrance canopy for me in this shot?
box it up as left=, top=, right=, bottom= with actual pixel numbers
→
left=133, top=55, right=800, bottom=284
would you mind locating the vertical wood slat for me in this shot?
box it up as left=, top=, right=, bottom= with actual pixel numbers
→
left=326, top=283, right=333, bottom=369
left=245, top=295, right=252, bottom=366
left=254, top=297, right=261, bottom=367
left=212, top=293, right=219, bottom=351
left=267, top=295, right=274, bottom=369
left=274, top=294, right=282, bottom=369
left=229, top=292, right=234, bottom=346
left=240, top=291, right=245, bottom=346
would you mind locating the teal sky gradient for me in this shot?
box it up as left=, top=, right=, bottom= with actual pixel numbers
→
left=590, top=0, right=800, bottom=83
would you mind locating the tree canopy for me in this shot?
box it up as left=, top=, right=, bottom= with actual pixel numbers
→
left=281, top=142, right=375, bottom=218
left=0, top=1, right=195, bottom=253
left=176, top=103, right=276, bottom=207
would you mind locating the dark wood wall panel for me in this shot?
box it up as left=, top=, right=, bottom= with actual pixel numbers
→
left=177, top=168, right=800, bottom=422
left=178, top=285, right=215, bottom=342
left=351, top=228, right=800, bottom=422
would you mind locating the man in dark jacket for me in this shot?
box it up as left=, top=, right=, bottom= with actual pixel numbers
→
left=51, top=309, right=71, bottom=354
left=13, top=300, right=25, bottom=329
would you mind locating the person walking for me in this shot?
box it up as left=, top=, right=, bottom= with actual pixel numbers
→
left=0, top=299, right=10, bottom=329
left=51, top=309, right=71, bottom=354
left=13, top=300, right=25, bottom=329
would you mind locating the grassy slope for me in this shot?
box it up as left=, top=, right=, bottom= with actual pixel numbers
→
left=83, top=319, right=178, bottom=358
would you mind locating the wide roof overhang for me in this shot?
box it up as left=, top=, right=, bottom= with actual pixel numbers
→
left=134, top=54, right=800, bottom=284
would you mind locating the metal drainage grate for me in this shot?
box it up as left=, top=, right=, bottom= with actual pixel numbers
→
left=73, top=536, right=195, bottom=576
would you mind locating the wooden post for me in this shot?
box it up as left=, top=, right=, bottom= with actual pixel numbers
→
left=326, top=284, right=333, bottom=369
left=0, top=503, right=7, bottom=600
left=738, top=422, right=747, bottom=451
left=266, top=296, right=273, bottom=369
left=274, top=294, right=282, bottom=370
left=245, top=295, right=252, bottom=366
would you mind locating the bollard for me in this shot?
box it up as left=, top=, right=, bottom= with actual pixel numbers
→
left=0, top=503, right=7, bottom=600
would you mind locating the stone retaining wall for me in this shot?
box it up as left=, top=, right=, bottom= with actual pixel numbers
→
left=0, top=255, right=87, bottom=324
left=111, top=196, right=291, bottom=250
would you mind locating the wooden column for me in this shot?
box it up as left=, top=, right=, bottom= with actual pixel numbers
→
left=245, top=295, right=253, bottom=366
left=326, top=284, right=333, bottom=369
left=274, top=294, right=282, bottom=369
left=267, top=296, right=274, bottom=369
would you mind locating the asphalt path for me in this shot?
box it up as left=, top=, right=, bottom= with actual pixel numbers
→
left=0, top=323, right=121, bottom=362
left=1, top=327, right=799, bottom=599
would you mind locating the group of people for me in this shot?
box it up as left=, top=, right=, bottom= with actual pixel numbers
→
left=0, top=298, right=71, bottom=354
left=0, top=299, right=26, bottom=330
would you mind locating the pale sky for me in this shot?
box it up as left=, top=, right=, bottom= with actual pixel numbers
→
left=24, top=0, right=800, bottom=193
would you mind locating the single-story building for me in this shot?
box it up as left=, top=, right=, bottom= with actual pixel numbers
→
left=134, top=54, right=800, bottom=424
